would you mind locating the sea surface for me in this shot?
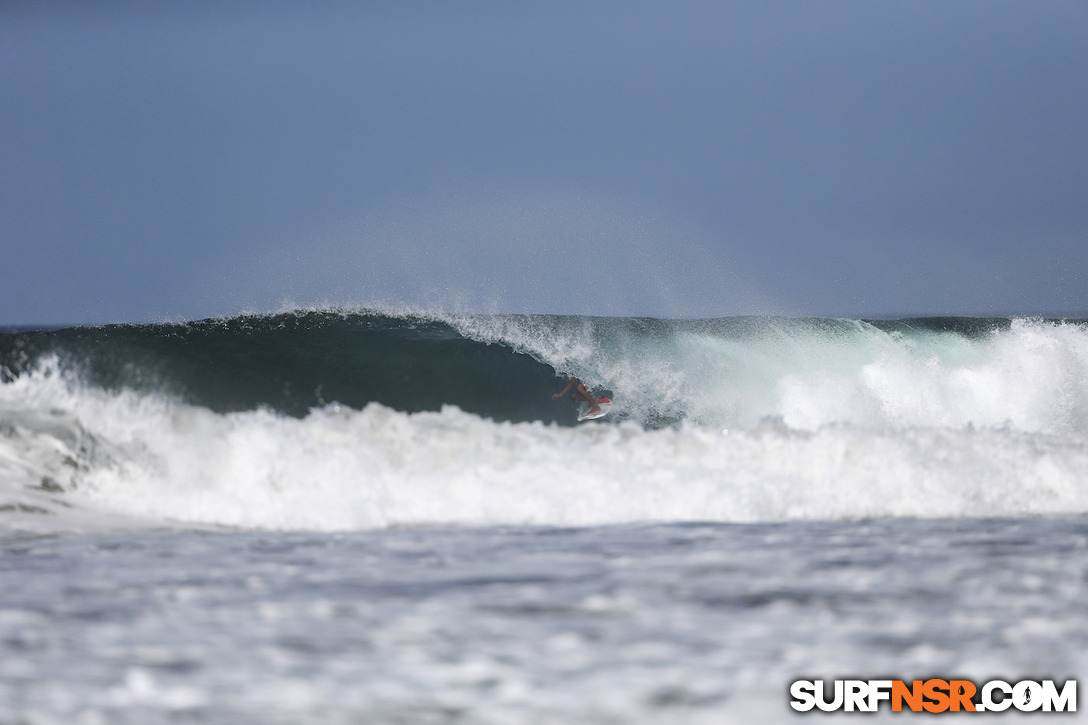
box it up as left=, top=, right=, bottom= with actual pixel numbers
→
left=2, top=310, right=1086, bottom=723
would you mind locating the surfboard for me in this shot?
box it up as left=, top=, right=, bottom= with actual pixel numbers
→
left=577, top=397, right=612, bottom=422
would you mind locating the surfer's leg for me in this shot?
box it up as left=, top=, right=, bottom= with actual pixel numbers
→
left=576, top=383, right=600, bottom=414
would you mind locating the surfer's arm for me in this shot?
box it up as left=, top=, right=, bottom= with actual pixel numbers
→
left=552, top=379, right=576, bottom=399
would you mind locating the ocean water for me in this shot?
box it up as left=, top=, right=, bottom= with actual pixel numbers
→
left=1, top=310, right=1086, bottom=723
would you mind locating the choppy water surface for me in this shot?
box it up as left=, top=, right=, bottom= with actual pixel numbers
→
left=2, top=517, right=1085, bottom=724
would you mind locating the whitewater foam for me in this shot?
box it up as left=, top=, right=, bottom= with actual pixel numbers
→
left=2, top=354, right=1087, bottom=534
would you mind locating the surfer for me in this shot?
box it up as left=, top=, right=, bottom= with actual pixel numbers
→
left=553, top=373, right=601, bottom=416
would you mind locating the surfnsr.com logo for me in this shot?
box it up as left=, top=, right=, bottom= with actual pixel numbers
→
left=789, top=679, right=1077, bottom=713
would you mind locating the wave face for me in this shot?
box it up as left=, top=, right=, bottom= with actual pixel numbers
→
left=2, top=311, right=1088, bottom=532
left=0, top=313, right=565, bottom=423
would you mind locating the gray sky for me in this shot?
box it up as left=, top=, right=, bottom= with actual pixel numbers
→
left=3, top=1, right=1086, bottom=324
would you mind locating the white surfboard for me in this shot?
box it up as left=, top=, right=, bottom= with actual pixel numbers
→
left=577, top=398, right=612, bottom=422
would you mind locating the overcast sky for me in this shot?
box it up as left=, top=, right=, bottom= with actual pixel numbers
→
left=3, top=1, right=1086, bottom=324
